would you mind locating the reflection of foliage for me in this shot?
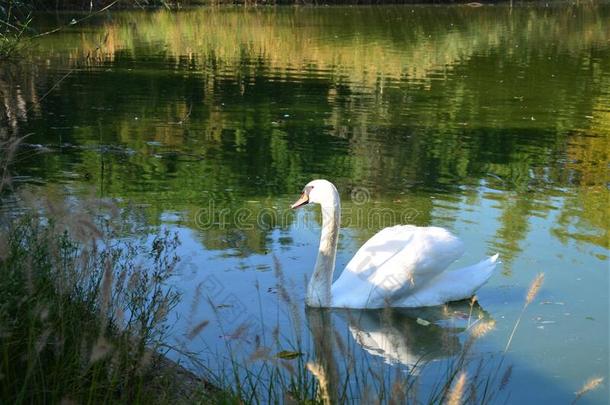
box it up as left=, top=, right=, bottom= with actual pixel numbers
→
left=553, top=104, right=610, bottom=248
left=1, top=5, right=609, bottom=256
left=491, top=194, right=533, bottom=272
left=62, top=6, right=609, bottom=85
left=0, top=63, right=39, bottom=134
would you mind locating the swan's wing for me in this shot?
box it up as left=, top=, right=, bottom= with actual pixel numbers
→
left=331, top=225, right=465, bottom=308
left=396, top=253, right=499, bottom=308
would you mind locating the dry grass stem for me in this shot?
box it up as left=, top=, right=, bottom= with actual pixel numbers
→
left=499, top=365, right=513, bottom=391
left=100, top=258, right=113, bottom=314
left=467, top=295, right=477, bottom=326
left=505, top=272, right=545, bottom=352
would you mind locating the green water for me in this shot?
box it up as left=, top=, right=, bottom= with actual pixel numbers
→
left=2, top=4, right=609, bottom=403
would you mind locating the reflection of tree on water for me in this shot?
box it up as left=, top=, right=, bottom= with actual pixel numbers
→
left=0, top=63, right=42, bottom=137
left=1, top=5, right=608, bottom=260
left=556, top=113, right=610, bottom=248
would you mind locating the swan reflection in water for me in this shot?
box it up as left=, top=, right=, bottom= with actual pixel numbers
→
left=305, top=301, right=493, bottom=392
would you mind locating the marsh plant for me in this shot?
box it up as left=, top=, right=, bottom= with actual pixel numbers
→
left=0, top=1, right=32, bottom=58
left=0, top=190, right=187, bottom=403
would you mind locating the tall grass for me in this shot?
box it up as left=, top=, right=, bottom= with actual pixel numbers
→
left=0, top=189, right=202, bottom=403
left=504, top=272, right=544, bottom=352
left=0, top=120, right=239, bottom=402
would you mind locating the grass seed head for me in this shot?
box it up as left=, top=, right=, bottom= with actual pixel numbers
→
left=187, top=320, right=210, bottom=340
left=307, top=361, right=330, bottom=405
left=89, top=336, right=112, bottom=364
left=470, top=319, right=496, bottom=339
left=447, top=372, right=467, bottom=405
left=526, top=273, right=544, bottom=305
left=575, top=376, right=604, bottom=398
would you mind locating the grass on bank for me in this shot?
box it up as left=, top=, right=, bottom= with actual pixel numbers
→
left=0, top=193, right=192, bottom=403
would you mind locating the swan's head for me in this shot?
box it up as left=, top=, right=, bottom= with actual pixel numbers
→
left=291, top=179, right=339, bottom=209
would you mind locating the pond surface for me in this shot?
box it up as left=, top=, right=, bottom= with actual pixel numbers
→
left=1, top=3, right=609, bottom=403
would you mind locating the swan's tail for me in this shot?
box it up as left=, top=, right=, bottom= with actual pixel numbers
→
left=396, top=253, right=500, bottom=307
left=453, top=253, right=500, bottom=294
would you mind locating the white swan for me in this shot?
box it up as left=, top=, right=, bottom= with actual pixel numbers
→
left=291, top=179, right=498, bottom=308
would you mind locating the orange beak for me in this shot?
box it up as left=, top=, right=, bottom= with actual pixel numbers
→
left=290, top=192, right=309, bottom=209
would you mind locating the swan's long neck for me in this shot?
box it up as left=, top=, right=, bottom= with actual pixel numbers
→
left=307, top=193, right=340, bottom=307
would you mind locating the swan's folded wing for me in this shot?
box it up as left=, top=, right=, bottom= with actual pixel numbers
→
left=331, top=225, right=465, bottom=308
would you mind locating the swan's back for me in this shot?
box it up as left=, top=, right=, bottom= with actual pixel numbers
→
left=331, top=225, right=467, bottom=308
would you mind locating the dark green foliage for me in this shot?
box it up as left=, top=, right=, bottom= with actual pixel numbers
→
left=0, top=1, right=32, bottom=58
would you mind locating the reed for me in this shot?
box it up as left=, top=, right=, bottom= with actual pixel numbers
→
left=504, top=273, right=544, bottom=352
left=0, top=189, right=226, bottom=403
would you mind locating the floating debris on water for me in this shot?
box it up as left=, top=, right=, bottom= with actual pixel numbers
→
left=276, top=350, right=303, bottom=360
